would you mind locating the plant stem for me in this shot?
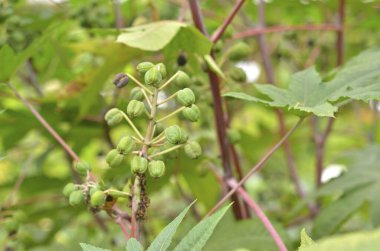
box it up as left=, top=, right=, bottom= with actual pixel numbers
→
left=206, top=118, right=304, bottom=216
left=127, top=74, right=153, bottom=95
left=227, top=179, right=288, bottom=251
left=157, top=92, right=177, bottom=106
left=149, top=144, right=184, bottom=159
left=121, top=112, right=145, bottom=140
left=141, top=88, right=153, bottom=108
left=210, top=0, right=246, bottom=43
left=158, top=71, right=180, bottom=91
left=156, top=106, right=185, bottom=123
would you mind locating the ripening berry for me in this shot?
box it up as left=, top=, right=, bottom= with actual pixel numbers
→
left=131, top=156, right=148, bottom=174
left=127, top=100, right=145, bottom=119
left=136, top=62, right=154, bottom=75
left=182, top=105, right=200, bottom=122
left=113, top=73, right=129, bottom=88
left=69, top=190, right=84, bottom=206
left=105, top=108, right=123, bottom=126
left=184, top=141, right=202, bottom=159
left=117, top=136, right=135, bottom=154
left=173, top=71, right=191, bottom=88
left=106, top=149, right=124, bottom=168
left=228, top=42, right=252, bottom=61
left=90, top=190, right=106, bottom=207
left=176, top=88, right=195, bottom=107
left=148, top=160, right=165, bottom=178
left=177, top=53, right=187, bottom=67
left=63, top=183, right=77, bottom=197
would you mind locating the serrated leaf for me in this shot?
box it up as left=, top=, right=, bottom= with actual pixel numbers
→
left=147, top=201, right=195, bottom=251
left=126, top=238, right=144, bottom=251
left=303, top=228, right=380, bottom=251
left=173, top=204, right=231, bottom=251
left=204, top=55, right=225, bottom=79
left=299, top=228, right=315, bottom=251
left=80, top=243, right=111, bottom=251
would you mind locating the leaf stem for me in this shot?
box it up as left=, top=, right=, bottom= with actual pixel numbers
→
left=157, top=92, right=178, bottom=106
left=121, top=112, right=144, bottom=140
left=156, top=106, right=185, bottom=123
left=149, top=144, right=184, bottom=159
left=159, top=71, right=180, bottom=91
left=127, top=74, right=153, bottom=95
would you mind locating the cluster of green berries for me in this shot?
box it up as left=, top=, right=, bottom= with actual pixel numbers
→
left=104, top=62, right=202, bottom=178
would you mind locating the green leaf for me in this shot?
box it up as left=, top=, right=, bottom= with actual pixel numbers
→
left=299, top=228, right=315, bottom=251
left=173, top=204, right=231, bottom=251
left=303, top=228, right=380, bottom=251
left=126, top=238, right=144, bottom=251
left=147, top=201, right=196, bottom=251
left=117, top=21, right=186, bottom=51
left=204, top=55, right=225, bottom=79
left=80, top=243, right=111, bottom=251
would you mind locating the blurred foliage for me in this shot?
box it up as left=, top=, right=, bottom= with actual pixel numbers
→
left=1, top=0, right=380, bottom=250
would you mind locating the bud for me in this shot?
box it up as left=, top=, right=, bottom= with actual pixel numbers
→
left=131, top=156, right=148, bottom=174
left=136, top=62, right=154, bottom=75
left=173, top=71, right=191, bottom=88
left=105, top=108, right=123, bottom=126
left=182, top=105, right=200, bottom=122
left=165, top=125, right=186, bottom=145
left=130, top=87, right=144, bottom=101
left=117, top=136, right=135, bottom=154
left=106, top=149, right=124, bottom=168
left=184, top=141, right=202, bottom=159
left=229, top=66, right=246, bottom=82
left=176, top=88, right=195, bottom=107
left=4, top=219, right=19, bottom=233
left=145, top=66, right=162, bottom=87
left=157, top=63, right=167, bottom=79
left=148, top=160, right=165, bottom=178
left=69, top=190, right=84, bottom=206
left=127, top=100, right=145, bottom=119
left=113, top=73, right=129, bottom=88
left=227, top=129, right=241, bottom=144
left=228, top=42, right=252, bottom=61
left=154, top=122, right=165, bottom=137
left=90, top=190, right=106, bottom=207
left=74, top=161, right=91, bottom=176
left=63, top=183, right=77, bottom=197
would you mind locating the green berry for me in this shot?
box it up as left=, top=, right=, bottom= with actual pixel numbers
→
left=4, top=219, right=19, bottom=233
left=136, top=62, right=154, bottom=75
left=165, top=125, right=186, bottom=145
left=154, top=122, right=165, bottom=137
left=145, top=66, right=162, bottom=87
left=90, top=190, right=106, bottom=207
left=130, top=87, right=144, bottom=101
left=127, top=100, right=145, bottom=119
left=157, top=63, right=167, bottom=79
left=173, top=71, right=191, bottom=88
left=229, top=66, right=246, bottom=82
left=131, top=156, right=148, bottom=174
left=63, top=183, right=77, bottom=197
left=117, top=136, right=135, bottom=154
left=184, top=141, right=202, bottom=159
left=74, top=161, right=91, bottom=176
left=228, top=42, right=252, bottom=61
left=106, top=149, right=124, bottom=168
left=182, top=105, right=200, bottom=122
left=148, top=160, right=165, bottom=178
left=105, top=108, right=123, bottom=126
left=227, top=129, right=241, bottom=144
left=69, top=190, right=84, bottom=206
left=176, top=88, right=195, bottom=107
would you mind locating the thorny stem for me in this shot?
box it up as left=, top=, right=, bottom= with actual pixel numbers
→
left=227, top=179, right=288, bottom=251
left=121, top=112, right=145, bottom=140
left=207, top=118, right=304, bottom=216
left=188, top=0, right=248, bottom=220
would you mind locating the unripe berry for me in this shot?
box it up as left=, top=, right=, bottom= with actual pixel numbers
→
left=165, top=125, right=186, bottom=145
left=117, top=136, right=135, bottom=154
left=182, top=105, right=200, bottom=122
left=74, top=161, right=91, bottom=176
left=176, top=88, right=195, bottom=107
left=154, top=122, right=165, bottom=137
left=113, top=73, right=129, bottom=88
left=105, top=108, right=123, bottom=126
left=228, top=42, right=252, bottom=61
left=131, top=156, right=148, bottom=174
left=69, top=190, right=84, bottom=206
left=184, top=141, right=202, bottom=159
left=227, top=129, right=241, bottom=144
left=130, top=87, right=144, bottom=101
left=136, top=62, right=154, bottom=75
left=90, top=190, right=106, bottom=207
left=148, top=160, right=165, bottom=178
left=173, top=71, right=191, bottom=88
left=127, top=100, right=145, bottom=119
left=229, top=66, right=246, bottom=82
left=106, top=149, right=124, bottom=168
left=157, top=63, right=167, bottom=79
left=145, top=66, right=162, bottom=87
left=63, top=183, right=77, bottom=197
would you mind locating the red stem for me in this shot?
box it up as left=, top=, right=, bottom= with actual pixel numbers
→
left=233, top=24, right=340, bottom=39
left=227, top=179, right=288, bottom=251
left=211, top=0, right=246, bottom=43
